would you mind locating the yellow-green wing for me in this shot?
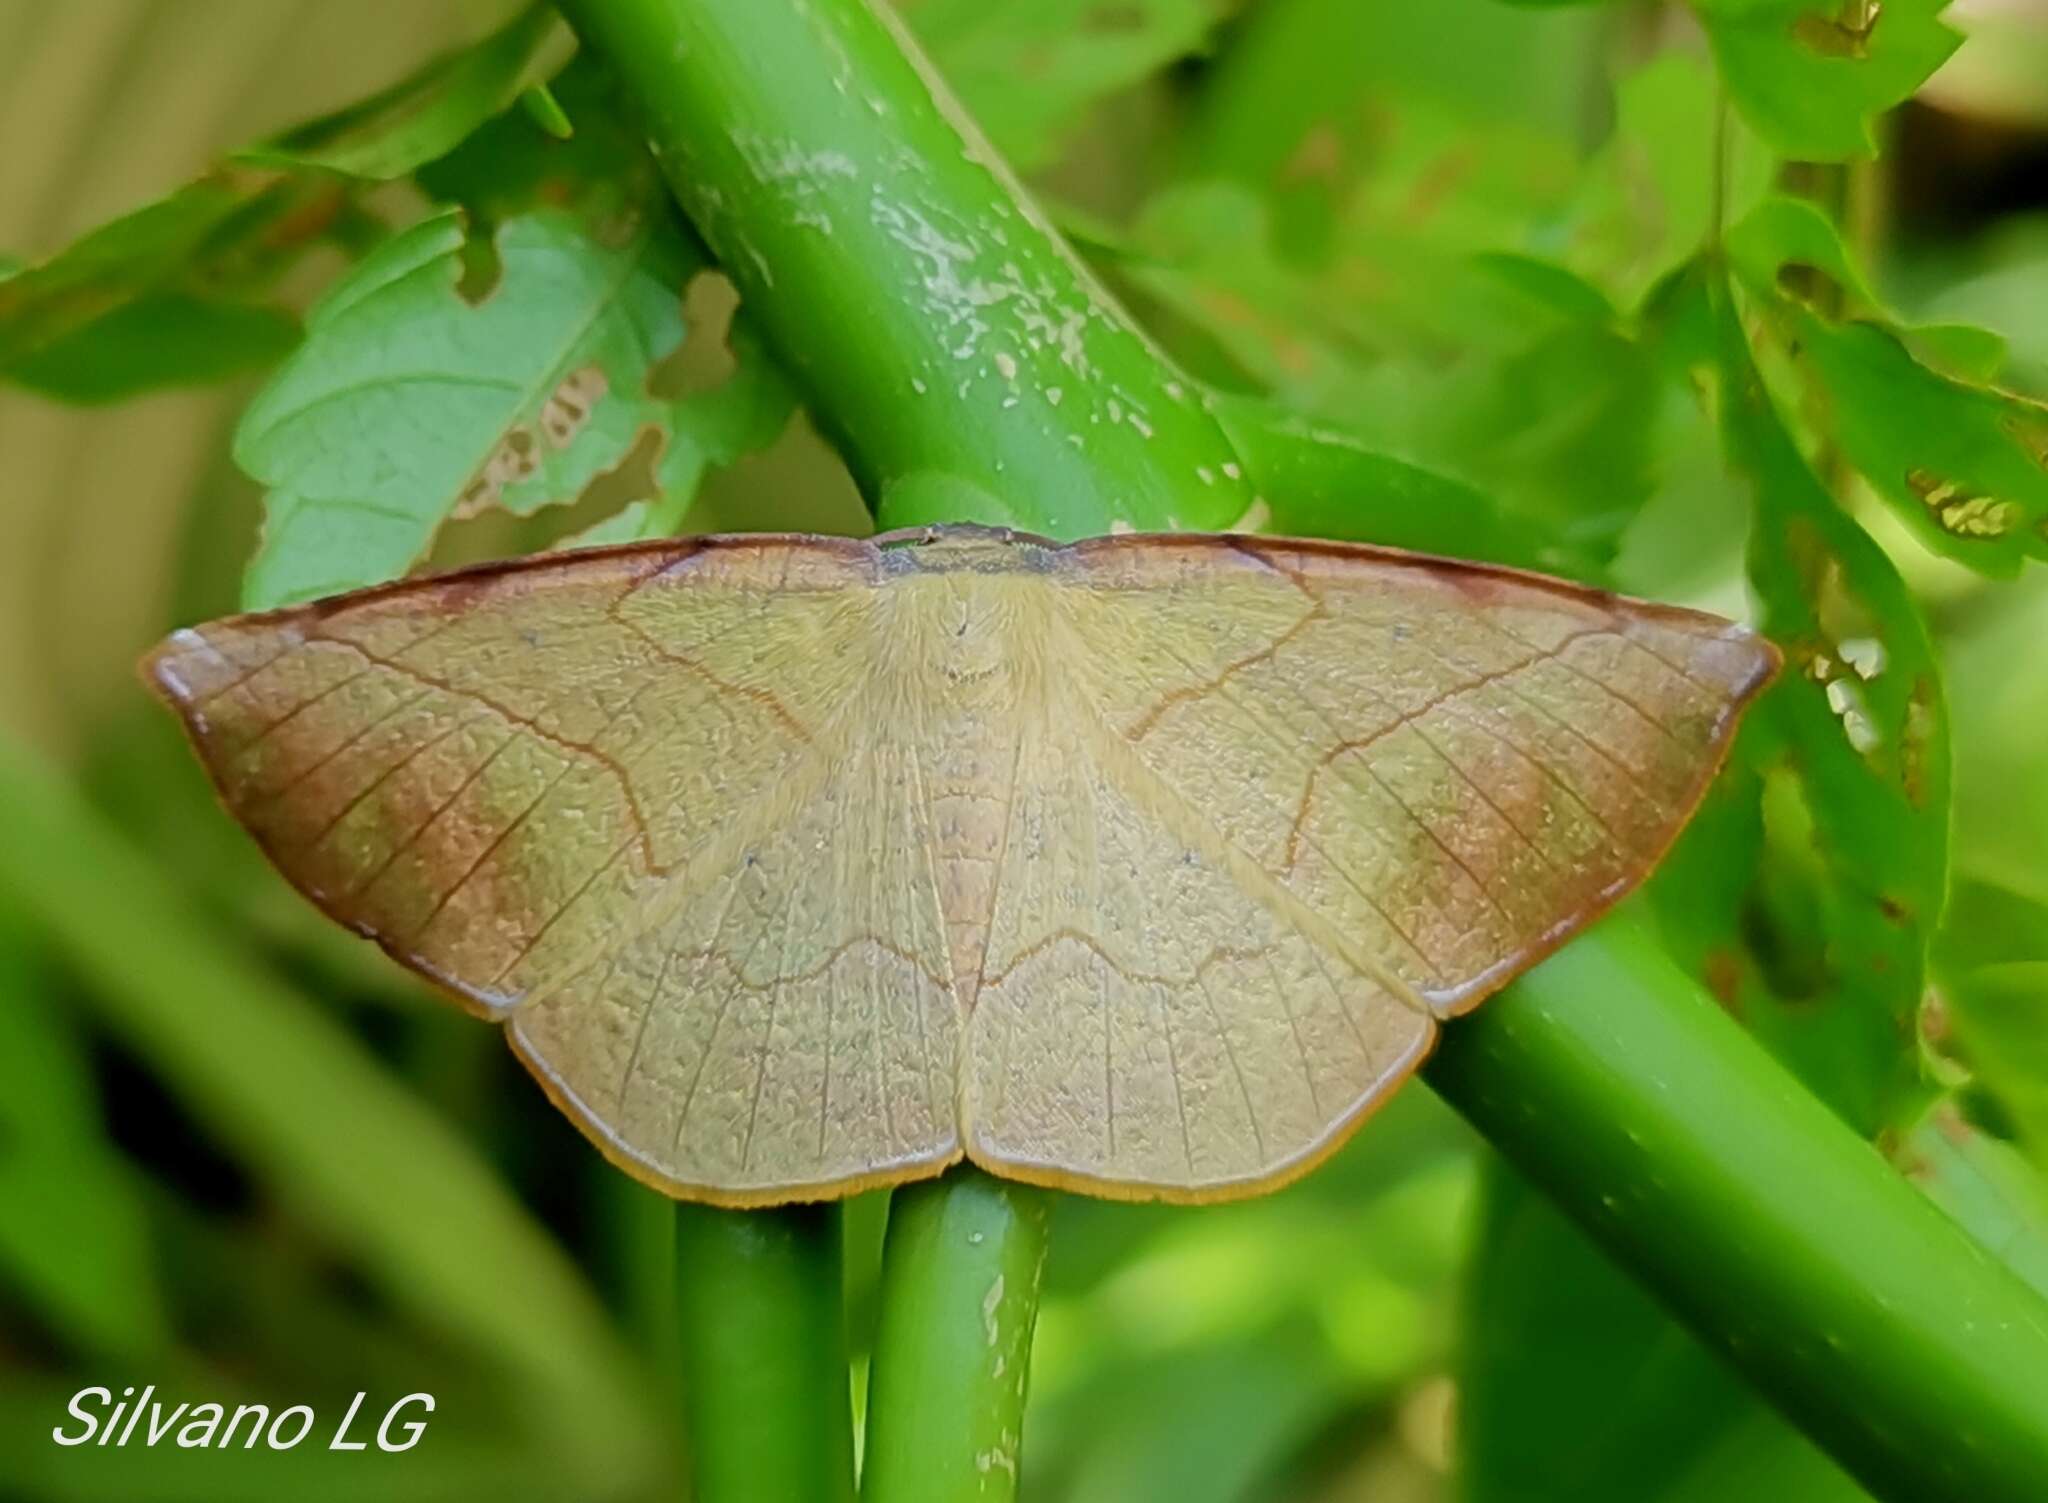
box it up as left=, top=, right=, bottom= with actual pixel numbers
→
left=961, top=691, right=1433, bottom=1200
left=956, top=532, right=1772, bottom=1202
left=1057, top=535, right=1778, bottom=1018
left=509, top=713, right=963, bottom=1204
left=145, top=538, right=962, bottom=1203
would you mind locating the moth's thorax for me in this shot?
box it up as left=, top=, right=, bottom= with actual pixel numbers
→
left=869, top=550, right=1065, bottom=1010
left=875, top=565, right=1058, bottom=712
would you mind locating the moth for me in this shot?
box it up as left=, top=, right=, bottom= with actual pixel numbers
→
left=145, top=526, right=1776, bottom=1205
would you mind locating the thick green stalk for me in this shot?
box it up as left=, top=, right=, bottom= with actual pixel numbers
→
left=1428, top=913, right=2048, bottom=1503
left=554, top=0, right=1253, bottom=536
left=561, top=1, right=2048, bottom=1499
left=859, top=1171, right=1050, bottom=1503
left=672, top=1204, right=855, bottom=1503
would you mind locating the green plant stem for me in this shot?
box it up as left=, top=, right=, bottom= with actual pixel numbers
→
left=1428, top=912, right=2048, bottom=1503
left=561, top=1, right=2048, bottom=1499
left=671, top=1203, right=855, bottom=1503
left=859, top=1170, right=1050, bottom=1503
left=553, top=0, right=1252, bottom=536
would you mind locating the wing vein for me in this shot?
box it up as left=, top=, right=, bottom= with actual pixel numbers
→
left=342, top=722, right=518, bottom=900
left=249, top=686, right=435, bottom=809
left=1122, top=631, right=1447, bottom=977
left=1192, top=948, right=1266, bottom=1163
left=902, top=735, right=947, bottom=1142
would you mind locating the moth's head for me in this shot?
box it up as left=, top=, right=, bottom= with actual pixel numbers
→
left=874, top=523, right=1061, bottom=576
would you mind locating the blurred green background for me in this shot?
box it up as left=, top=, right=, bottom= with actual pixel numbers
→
left=4, top=1, right=2048, bottom=1500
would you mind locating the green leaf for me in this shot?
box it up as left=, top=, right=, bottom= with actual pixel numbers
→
left=235, top=4, right=575, bottom=181
left=1798, top=331, right=2048, bottom=576
left=1566, top=52, right=1775, bottom=309
left=1694, top=0, right=1962, bottom=160
left=1208, top=395, right=1555, bottom=570
left=1670, top=266, right=1949, bottom=1132
left=1729, top=195, right=2048, bottom=578
left=0, top=5, right=571, bottom=408
left=1936, top=879, right=2048, bottom=1173
left=1411, top=314, right=1663, bottom=563
left=6, top=294, right=297, bottom=403
left=1111, top=180, right=1382, bottom=402
left=237, top=207, right=711, bottom=607
left=908, top=0, right=1219, bottom=171
left=0, top=174, right=344, bottom=400
left=1104, top=177, right=1671, bottom=567
left=1902, top=1102, right=2048, bottom=1298
left=416, top=53, right=675, bottom=232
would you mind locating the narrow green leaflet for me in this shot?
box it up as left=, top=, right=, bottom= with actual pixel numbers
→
left=0, top=174, right=345, bottom=400
left=1903, top=1102, right=2048, bottom=1298
left=7, top=297, right=298, bottom=405
left=1693, top=0, right=1961, bottom=160
left=1937, top=879, right=2048, bottom=1173
left=1687, top=267, right=1949, bottom=1131
left=1730, top=195, right=2048, bottom=577
left=238, top=207, right=710, bottom=607
left=236, top=4, right=574, bottom=181
left=907, top=0, right=1219, bottom=170
left=1, top=5, right=573, bottom=406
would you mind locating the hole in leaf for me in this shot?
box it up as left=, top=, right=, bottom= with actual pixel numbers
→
left=1905, top=466, right=2019, bottom=538
left=453, top=222, right=504, bottom=305
left=1791, top=1, right=1883, bottom=60
left=433, top=425, right=670, bottom=568
left=539, top=363, right=608, bottom=448
left=1776, top=260, right=1846, bottom=316
left=1825, top=675, right=1883, bottom=754
left=648, top=270, right=741, bottom=401
left=455, top=422, right=542, bottom=519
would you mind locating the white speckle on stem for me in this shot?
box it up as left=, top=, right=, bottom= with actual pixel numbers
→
left=983, top=1274, right=1005, bottom=1347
